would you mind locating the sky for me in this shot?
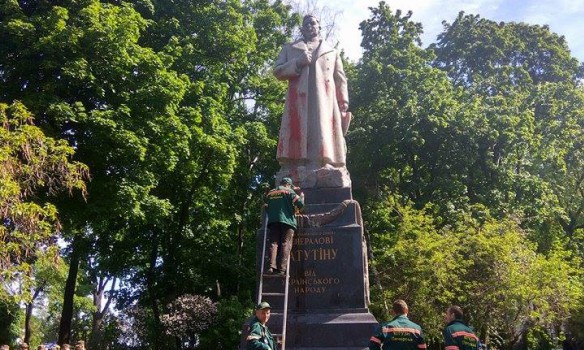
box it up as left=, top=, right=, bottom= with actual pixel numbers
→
left=322, top=0, right=584, bottom=63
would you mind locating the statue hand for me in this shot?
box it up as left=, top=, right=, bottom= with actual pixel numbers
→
left=298, top=50, right=312, bottom=67
left=340, top=102, right=349, bottom=113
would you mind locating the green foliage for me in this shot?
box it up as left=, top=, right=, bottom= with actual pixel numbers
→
left=0, top=101, right=87, bottom=305
left=356, top=5, right=584, bottom=348
left=431, top=12, right=581, bottom=87
left=2, top=0, right=583, bottom=348
left=3, top=0, right=295, bottom=346
left=350, top=1, right=464, bottom=216
left=30, top=253, right=69, bottom=343
left=566, top=293, right=584, bottom=347
left=430, top=12, right=584, bottom=247
left=353, top=5, right=584, bottom=254
left=524, top=326, right=554, bottom=350
left=0, top=298, right=19, bottom=346
left=197, top=296, right=252, bottom=350
left=365, top=195, right=459, bottom=340
left=367, top=196, right=583, bottom=346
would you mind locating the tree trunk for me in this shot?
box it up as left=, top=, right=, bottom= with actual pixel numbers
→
left=24, top=301, right=33, bottom=344
left=89, top=276, right=115, bottom=349
left=25, top=277, right=45, bottom=344
left=146, top=228, right=163, bottom=348
left=58, top=239, right=81, bottom=345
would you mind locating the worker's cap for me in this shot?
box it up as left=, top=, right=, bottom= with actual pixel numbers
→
left=256, top=301, right=271, bottom=310
left=280, top=177, right=293, bottom=185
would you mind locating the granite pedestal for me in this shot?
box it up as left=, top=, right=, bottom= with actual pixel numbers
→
left=241, top=187, right=378, bottom=350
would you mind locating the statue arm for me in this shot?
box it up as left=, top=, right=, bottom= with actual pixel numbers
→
left=333, top=52, right=349, bottom=109
left=274, top=45, right=303, bottom=80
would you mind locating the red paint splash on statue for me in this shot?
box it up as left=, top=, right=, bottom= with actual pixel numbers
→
left=287, top=79, right=301, bottom=159
left=331, top=113, right=336, bottom=137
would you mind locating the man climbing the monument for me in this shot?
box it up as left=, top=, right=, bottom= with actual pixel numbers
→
left=264, top=177, right=304, bottom=275
left=246, top=301, right=277, bottom=350
left=369, top=299, right=427, bottom=350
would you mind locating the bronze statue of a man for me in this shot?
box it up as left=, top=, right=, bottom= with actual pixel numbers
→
left=274, top=14, right=350, bottom=187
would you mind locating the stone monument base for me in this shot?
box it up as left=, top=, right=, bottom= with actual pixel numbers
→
left=239, top=185, right=379, bottom=350
left=276, top=165, right=351, bottom=188
left=284, top=311, right=377, bottom=349
left=241, top=310, right=376, bottom=350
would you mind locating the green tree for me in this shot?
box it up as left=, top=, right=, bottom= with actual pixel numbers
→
left=0, top=298, right=19, bottom=346
left=449, top=215, right=582, bottom=349
left=430, top=12, right=584, bottom=247
left=429, top=25, right=584, bottom=349
left=431, top=12, right=581, bottom=87
left=3, top=0, right=297, bottom=347
left=0, top=101, right=87, bottom=344
left=118, top=1, right=297, bottom=346
left=367, top=196, right=583, bottom=349
left=364, top=195, right=459, bottom=341
left=22, top=248, right=68, bottom=345
left=530, top=82, right=584, bottom=248
left=1, top=0, right=189, bottom=344
left=349, top=1, right=467, bottom=220
left=0, top=101, right=87, bottom=287
left=353, top=4, right=584, bottom=348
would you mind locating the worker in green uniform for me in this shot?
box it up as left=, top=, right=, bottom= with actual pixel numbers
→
left=246, top=301, right=277, bottom=350
left=443, top=305, right=480, bottom=350
left=264, top=177, right=304, bottom=275
left=369, top=299, right=427, bottom=350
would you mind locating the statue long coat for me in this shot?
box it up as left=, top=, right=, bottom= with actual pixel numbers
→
left=273, top=39, right=348, bottom=168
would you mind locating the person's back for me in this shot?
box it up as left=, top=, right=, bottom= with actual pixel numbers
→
left=265, top=185, right=303, bottom=228
left=264, top=177, right=304, bottom=275
left=369, top=300, right=426, bottom=350
left=443, top=306, right=479, bottom=350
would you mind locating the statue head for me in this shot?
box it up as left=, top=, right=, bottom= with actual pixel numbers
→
left=301, top=14, right=320, bottom=41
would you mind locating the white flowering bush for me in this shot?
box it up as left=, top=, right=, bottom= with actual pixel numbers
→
left=161, top=294, right=218, bottom=339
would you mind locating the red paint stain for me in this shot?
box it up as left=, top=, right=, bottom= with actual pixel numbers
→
left=332, top=114, right=336, bottom=134
left=287, top=79, right=301, bottom=159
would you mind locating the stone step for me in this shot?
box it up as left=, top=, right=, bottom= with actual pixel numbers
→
left=239, top=312, right=377, bottom=349
left=285, top=312, right=377, bottom=348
